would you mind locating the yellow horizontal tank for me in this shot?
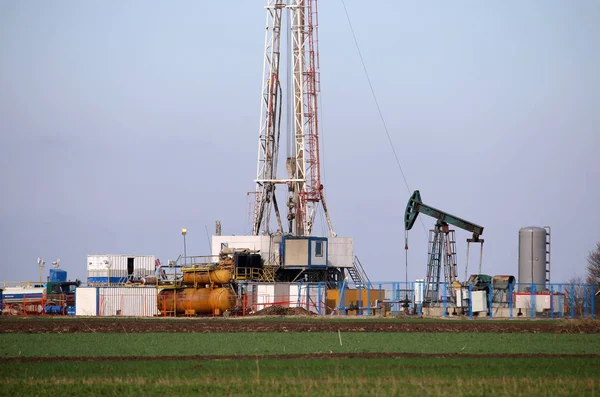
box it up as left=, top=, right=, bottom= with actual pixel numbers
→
left=157, top=287, right=236, bottom=316
left=182, top=269, right=232, bottom=285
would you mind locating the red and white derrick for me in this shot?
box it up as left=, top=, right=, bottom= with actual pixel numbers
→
left=253, top=0, right=335, bottom=238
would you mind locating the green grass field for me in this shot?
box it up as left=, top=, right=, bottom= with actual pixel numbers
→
left=0, top=332, right=599, bottom=357
left=2, top=357, right=599, bottom=396
left=1, top=330, right=598, bottom=396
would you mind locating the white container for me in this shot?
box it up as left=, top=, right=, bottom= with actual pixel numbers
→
left=75, top=287, right=98, bottom=316
left=98, top=287, right=158, bottom=317
left=471, top=290, right=488, bottom=312
left=274, top=283, right=291, bottom=306
left=289, top=283, right=324, bottom=313
left=515, top=293, right=562, bottom=313
left=327, top=237, right=354, bottom=268
left=87, top=254, right=157, bottom=284
left=211, top=236, right=274, bottom=264
left=255, top=284, right=275, bottom=311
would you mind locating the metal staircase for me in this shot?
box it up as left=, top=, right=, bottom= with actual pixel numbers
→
left=260, top=264, right=280, bottom=282
left=348, top=256, right=371, bottom=288
left=259, top=253, right=280, bottom=282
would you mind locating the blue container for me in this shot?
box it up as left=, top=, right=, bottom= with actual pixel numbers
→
left=49, top=269, right=67, bottom=282
left=44, top=306, right=62, bottom=314
left=67, top=306, right=76, bottom=316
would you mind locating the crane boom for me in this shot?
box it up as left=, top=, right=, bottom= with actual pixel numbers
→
left=404, top=190, right=483, bottom=239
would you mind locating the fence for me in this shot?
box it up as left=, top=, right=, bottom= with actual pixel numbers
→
left=4, top=281, right=595, bottom=319
left=239, top=281, right=599, bottom=319
left=325, top=281, right=599, bottom=319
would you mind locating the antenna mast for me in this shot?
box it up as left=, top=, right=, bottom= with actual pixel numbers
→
left=253, top=0, right=335, bottom=237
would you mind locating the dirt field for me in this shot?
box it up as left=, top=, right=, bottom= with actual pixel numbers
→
left=1, top=317, right=598, bottom=334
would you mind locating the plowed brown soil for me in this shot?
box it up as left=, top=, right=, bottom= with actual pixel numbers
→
left=0, top=318, right=598, bottom=334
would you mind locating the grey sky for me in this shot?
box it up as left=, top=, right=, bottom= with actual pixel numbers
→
left=1, top=1, right=598, bottom=284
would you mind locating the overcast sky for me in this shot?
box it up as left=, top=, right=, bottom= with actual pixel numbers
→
left=1, top=1, right=598, bottom=285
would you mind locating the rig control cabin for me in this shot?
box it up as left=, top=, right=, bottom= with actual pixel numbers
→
left=210, top=235, right=365, bottom=285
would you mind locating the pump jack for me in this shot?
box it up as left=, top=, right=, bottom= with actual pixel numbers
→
left=404, top=191, right=484, bottom=305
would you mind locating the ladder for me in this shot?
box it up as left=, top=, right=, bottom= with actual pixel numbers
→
left=425, top=227, right=443, bottom=303
left=544, top=226, right=551, bottom=286
left=443, top=230, right=458, bottom=303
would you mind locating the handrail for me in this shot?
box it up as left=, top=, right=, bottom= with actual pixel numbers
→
left=353, top=255, right=372, bottom=288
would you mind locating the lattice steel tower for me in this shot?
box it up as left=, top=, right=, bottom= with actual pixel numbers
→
left=253, top=0, right=335, bottom=238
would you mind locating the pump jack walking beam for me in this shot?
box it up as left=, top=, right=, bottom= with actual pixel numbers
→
left=404, top=190, right=484, bottom=241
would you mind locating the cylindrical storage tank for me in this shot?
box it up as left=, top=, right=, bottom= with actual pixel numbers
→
left=142, top=276, right=158, bottom=285
left=518, top=227, right=548, bottom=292
left=157, top=288, right=236, bottom=315
left=182, top=269, right=232, bottom=286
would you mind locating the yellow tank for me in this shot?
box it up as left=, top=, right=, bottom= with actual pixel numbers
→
left=157, top=287, right=236, bottom=315
left=182, top=269, right=232, bottom=285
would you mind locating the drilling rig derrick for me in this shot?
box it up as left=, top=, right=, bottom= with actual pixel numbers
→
left=253, top=0, right=334, bottom=238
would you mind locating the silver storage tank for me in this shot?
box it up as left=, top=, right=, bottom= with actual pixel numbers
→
left=518, top=227, right=548, bottom=292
